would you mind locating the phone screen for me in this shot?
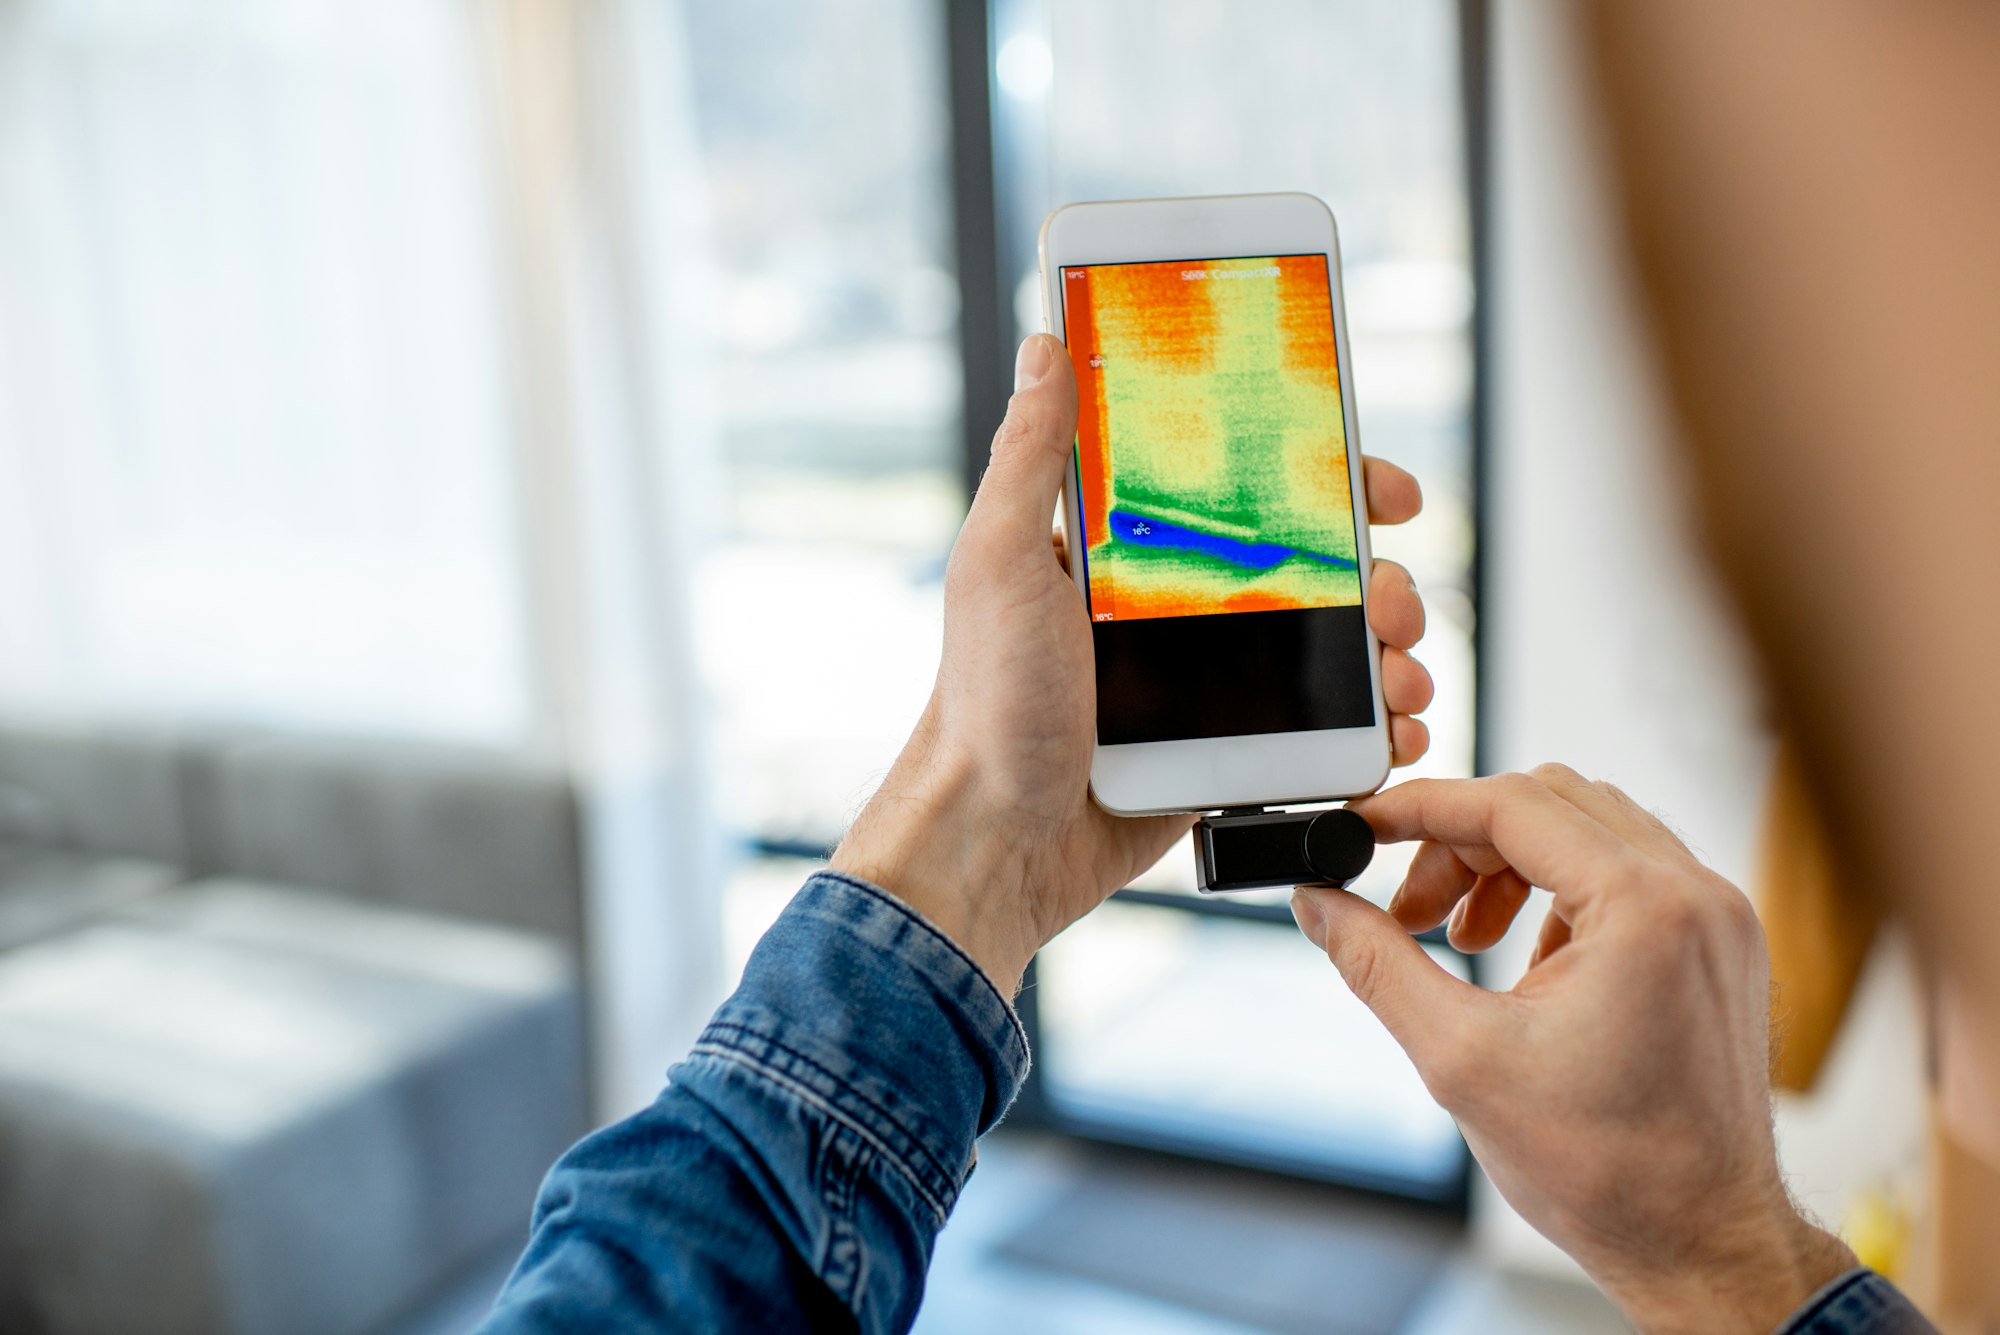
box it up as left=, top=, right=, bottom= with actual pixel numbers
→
left=1061, top=253, right=1377, bottom=746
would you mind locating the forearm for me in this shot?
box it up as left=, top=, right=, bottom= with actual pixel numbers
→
left=829, top=738, right=1043, bottom=995
left=479, top=873, right=1029, bottom=1335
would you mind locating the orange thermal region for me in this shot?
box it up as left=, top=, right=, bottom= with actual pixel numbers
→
left=1063, top=254, right=1361, bottom=623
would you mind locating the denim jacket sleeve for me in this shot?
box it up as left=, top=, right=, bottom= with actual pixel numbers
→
left=1774, top=1268, right=1938, bottom=1334
left=476, top=871, right=1030, bottom=1335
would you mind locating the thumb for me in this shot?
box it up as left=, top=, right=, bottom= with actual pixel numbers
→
left=966, top=335, right=1077, bottom=547
left=1292, top=886, right=1491, bottom=1088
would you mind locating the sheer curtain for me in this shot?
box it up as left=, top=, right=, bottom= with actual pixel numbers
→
left=0, top=1, right=526, bottom=735
left=0, top=0, right=724, bottom=1114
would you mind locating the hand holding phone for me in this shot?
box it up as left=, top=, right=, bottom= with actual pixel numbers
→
left=831, top=321, right=1432, bottom=991
left=1042, top=193, right=1409, bottom=814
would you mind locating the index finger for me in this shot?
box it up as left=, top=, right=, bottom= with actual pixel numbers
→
left=1349, top=774, right=1642, bottom=924
left=1526, top=763, right=1698, bottom=869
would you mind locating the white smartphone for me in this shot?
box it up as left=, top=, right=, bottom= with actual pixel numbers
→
left=1039, top=192, right=1391, bottom=816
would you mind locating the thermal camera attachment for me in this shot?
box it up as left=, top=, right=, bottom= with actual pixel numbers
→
left=1194, top=806, right=1375, bottom=894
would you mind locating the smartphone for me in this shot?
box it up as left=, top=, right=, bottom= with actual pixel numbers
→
left=1039, top=192, right=1390, bottom=815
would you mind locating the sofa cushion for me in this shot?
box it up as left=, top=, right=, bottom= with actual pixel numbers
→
left=0, top=881, right=586, bottom=1335
left=0, top=718, right=193, bottom=865
left=197, top=735, right=585, bottom=949
left=0, top=850, right=180, bottom=952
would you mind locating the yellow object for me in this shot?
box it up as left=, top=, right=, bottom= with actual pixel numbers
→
left=1845, top=1185, right=1910, bottom=1282
left=1756, top=740, right=1882, bottom=1092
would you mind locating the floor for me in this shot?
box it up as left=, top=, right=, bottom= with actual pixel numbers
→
left=396, top=1131, right=1626, bottom=1335
left=912, top=1131, right=1625, bottom=1335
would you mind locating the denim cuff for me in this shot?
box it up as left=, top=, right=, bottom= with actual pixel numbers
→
left=1773, top=1268, right=1937, bottom=1334
left=691, top=871, right=1030, bottom=1222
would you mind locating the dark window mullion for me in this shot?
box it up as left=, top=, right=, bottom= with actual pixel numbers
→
left=945, top=0, right=1009, bottom=501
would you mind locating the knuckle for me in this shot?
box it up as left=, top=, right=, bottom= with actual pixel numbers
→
left=1639, top=861, right=1762, bottom=948
left=1713, top=879, right=1766, bottom=939
left=1528, top=761, right=1586, bottom=791
left=1645, top=874, right=1708, bottom=939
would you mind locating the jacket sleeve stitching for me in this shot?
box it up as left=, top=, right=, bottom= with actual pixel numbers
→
left=810, top=870, right=1031, bottom=1061
left=700, top=1020, right=961, bottom=1206
left=686, top=1041, right=952, bottom=1225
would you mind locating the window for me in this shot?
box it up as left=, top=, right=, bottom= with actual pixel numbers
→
left=691, top=0, right=1481, bottom=1200
left=989, top=0, right=1480, bottom=1199
left=680, top=1, right=962, bottom=874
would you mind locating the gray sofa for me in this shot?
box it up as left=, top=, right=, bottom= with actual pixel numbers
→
left=0, top=719, right=590, bottom=1335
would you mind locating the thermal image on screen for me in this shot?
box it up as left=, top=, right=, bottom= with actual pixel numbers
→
left=1063, top=254, right=1360, bottom=623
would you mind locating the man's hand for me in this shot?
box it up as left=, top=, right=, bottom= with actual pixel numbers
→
left=1292, top=767, right=1855, bottom=1334
left=833, top=333, right=1434, bottom=994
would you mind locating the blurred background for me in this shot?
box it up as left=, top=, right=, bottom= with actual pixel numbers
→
left=0, top=1, right=1924, bottom=1333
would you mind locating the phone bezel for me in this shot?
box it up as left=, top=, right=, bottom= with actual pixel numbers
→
left=1039, top=192, right=1390, bottom=816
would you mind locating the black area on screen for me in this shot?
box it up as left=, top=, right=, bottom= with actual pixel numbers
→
left=1092, top=604, right=1376, bottom=746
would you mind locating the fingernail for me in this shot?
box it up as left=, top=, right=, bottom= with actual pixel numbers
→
left=1014, top=335, right=1055, bottom=391
left=1292, top=888, right=1328, bottom=949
